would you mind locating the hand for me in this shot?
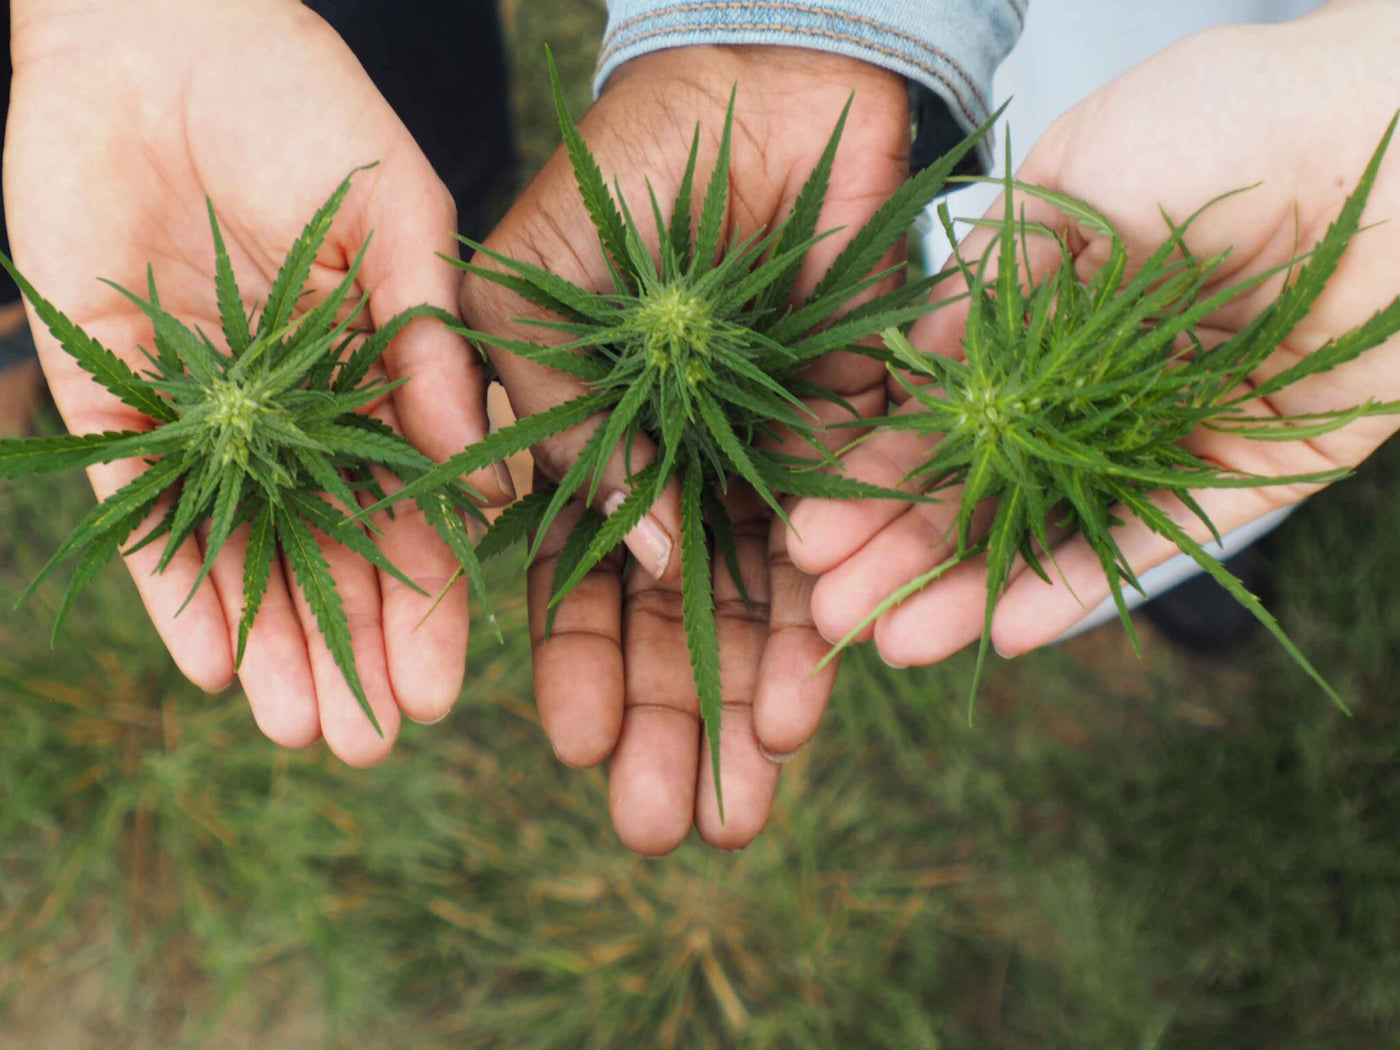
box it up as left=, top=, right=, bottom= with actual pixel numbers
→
left=465, top=46, right=908, bottom=852
left=788, top=0, right=1400, bottom=668
left=5, top=0, right=511, bottom=764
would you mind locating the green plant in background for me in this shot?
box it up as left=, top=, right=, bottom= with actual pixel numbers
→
left=8, top=453, right=1400, bottom=1049
left=819, top=123, right=1400, bottom=716
left=358, top=55, right=994, bottom=812
left=0, top=170, right=490, bottom=734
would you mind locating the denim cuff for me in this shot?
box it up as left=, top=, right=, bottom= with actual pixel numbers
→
left=595, top=0, right=1025, bottom=171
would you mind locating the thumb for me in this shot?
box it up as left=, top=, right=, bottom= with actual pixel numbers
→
left=356, top=164, right=515, bottom=507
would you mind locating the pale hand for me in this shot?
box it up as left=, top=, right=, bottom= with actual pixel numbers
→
left=6, top=0, right=511, bottom=764
left=789, top=0, right=1400, bottom=669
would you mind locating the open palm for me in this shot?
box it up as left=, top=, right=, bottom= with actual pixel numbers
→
left=464, top=46, right=910, bottom=852
left=5, top=0, right=509, bottom=763
left=790, top=2, right=1400, bottom=669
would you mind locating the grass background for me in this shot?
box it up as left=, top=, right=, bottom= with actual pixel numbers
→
left=3, top=1, right=1400, bottom=1046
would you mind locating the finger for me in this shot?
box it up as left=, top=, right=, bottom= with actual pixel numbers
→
left=871, top=511, right=1081, bottom=669
left=529, top=406, right=680, bottom=584
left=359, top=397, right=470, bottom=726
left=753, top=507, right=842, bottom=759
left=352, top=163, right=515, bottom=507
left=694, top=489, right=779, bottom=850
left=610, top=562, right=700, bottom=856
left=870, top=554, right=995, bottom=669
left=787, top=414, right=936, bottom=575
left=282, top=510, right=401, bottom=767
left=87, top=454, right=236, bottom=694
left=991, top=484, right=1294, bottom=657
left=528, top=481, right=626, bottom=768
left=809, top=481, right=999, bottom=653
left=203, top=519, right=320, bottom=748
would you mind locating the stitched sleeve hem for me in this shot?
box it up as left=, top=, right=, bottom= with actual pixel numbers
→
left=594, top=0, right=1024, bottom=170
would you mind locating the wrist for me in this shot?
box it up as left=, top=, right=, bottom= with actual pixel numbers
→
left=605, top=44, right=905, bottom=130
left=595, top=2, right=1022, bottom=173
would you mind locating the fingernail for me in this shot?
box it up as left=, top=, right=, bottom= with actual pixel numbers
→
left=408, top=707, right=454, bottom=726
left=493, top=461, right=516, bottom=499
left=817, top=623, right=837, bottom=646
left=632, top=516, right=674, bottom=579
left=879, top=650, right=908, bottom=670
left=758, top=742, right=800, bottom=764
left=603, top=490, right=673, bottom=578
left=602, top=490, right=627, bottom=518
left=993, top=641, right=1014, bottom=660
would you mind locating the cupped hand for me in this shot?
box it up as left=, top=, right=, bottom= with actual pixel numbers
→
left=6, top=0, right=511, bottom=763
left=465, top=46, right=909, bottom=852
left=789, top=0, right=1400, bottom=670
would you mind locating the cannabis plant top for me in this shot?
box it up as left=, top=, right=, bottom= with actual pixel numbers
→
left=818, top=125, right=1400, bottom=715
left=0, top=171, right=489, bottom=735
left=356, top=57, right=996, bottom=813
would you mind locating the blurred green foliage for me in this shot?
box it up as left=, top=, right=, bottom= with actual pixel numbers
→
left=4, top=435, right=1399, bottom=1049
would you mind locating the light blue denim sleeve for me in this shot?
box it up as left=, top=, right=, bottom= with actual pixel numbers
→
left=594, top=1, right=1026, bottom=169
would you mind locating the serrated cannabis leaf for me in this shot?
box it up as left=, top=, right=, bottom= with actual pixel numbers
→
left=819, top=118, right=1400, bottom=718
left=0, top=169, right=487, bottom=734
left=362, top=71, right=993, bottom=814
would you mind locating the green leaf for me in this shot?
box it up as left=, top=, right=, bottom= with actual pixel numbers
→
left=524, top=418, right=612, bottom=565
left=237, top=501, right=277, bottom=667
left=1118, top=484, right=1347, bottom=712
left=584, top=369, right=655, bottom=504
left=0, top=251, right=177, bottom=423
left=179, top=467, right=245, bottom=615
left=101, top=279, right=228, bottom=389
left=477, top=487, right=556, bottom=562
left=757, top=95, right=853, bottom=314
left=318, top=423, right=435, bottom=475
left=50, top=498, right=158, bottom=644
left=353, top=392, right=610, bottom=521
left=549, top=461, right=663, bottom=616
left=1243, top=293, right=1400, bottom=403
left=704, top=485, right=751, bottom=610
left=670, top=125, right=701, bottom=267
left=694, top=392, right=787, bottom=525
left=157, top=454, right=224, bottom=572
left=417, top=491, right=498, bottom=641
left=966, top=486, right=1024, bottom=723
left=680, top=465, right=725, bottom=821
left=1221, top=112, right=1397, bottom=396
left=332, top=305, right=458, bottom=393
left=547, top=47, right=630, bottom=283
left=805, top=102, right=1002, bottom=307
left=276, top=501, right=383, bottom=735
left=457, top=239, right=619, bottom=323
left=0, top=429, right=153, bottom=479
left=544, top=505, right=606, bottom=637
left=206, top=198, right=252, bottom=358
left=287, top=490, right=426, bottom=596
left=691, top=85, right=736, bottom=277
left=748, top=450, right=922, bottom=503
left=258, top=166, right=369, bottom=343
left=813, top=550, right=969, bottom=675
left=19, top=455, right=185, bottom=606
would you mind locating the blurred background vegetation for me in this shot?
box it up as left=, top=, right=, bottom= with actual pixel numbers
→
left=3, top=1, right=1400, bottom=1046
